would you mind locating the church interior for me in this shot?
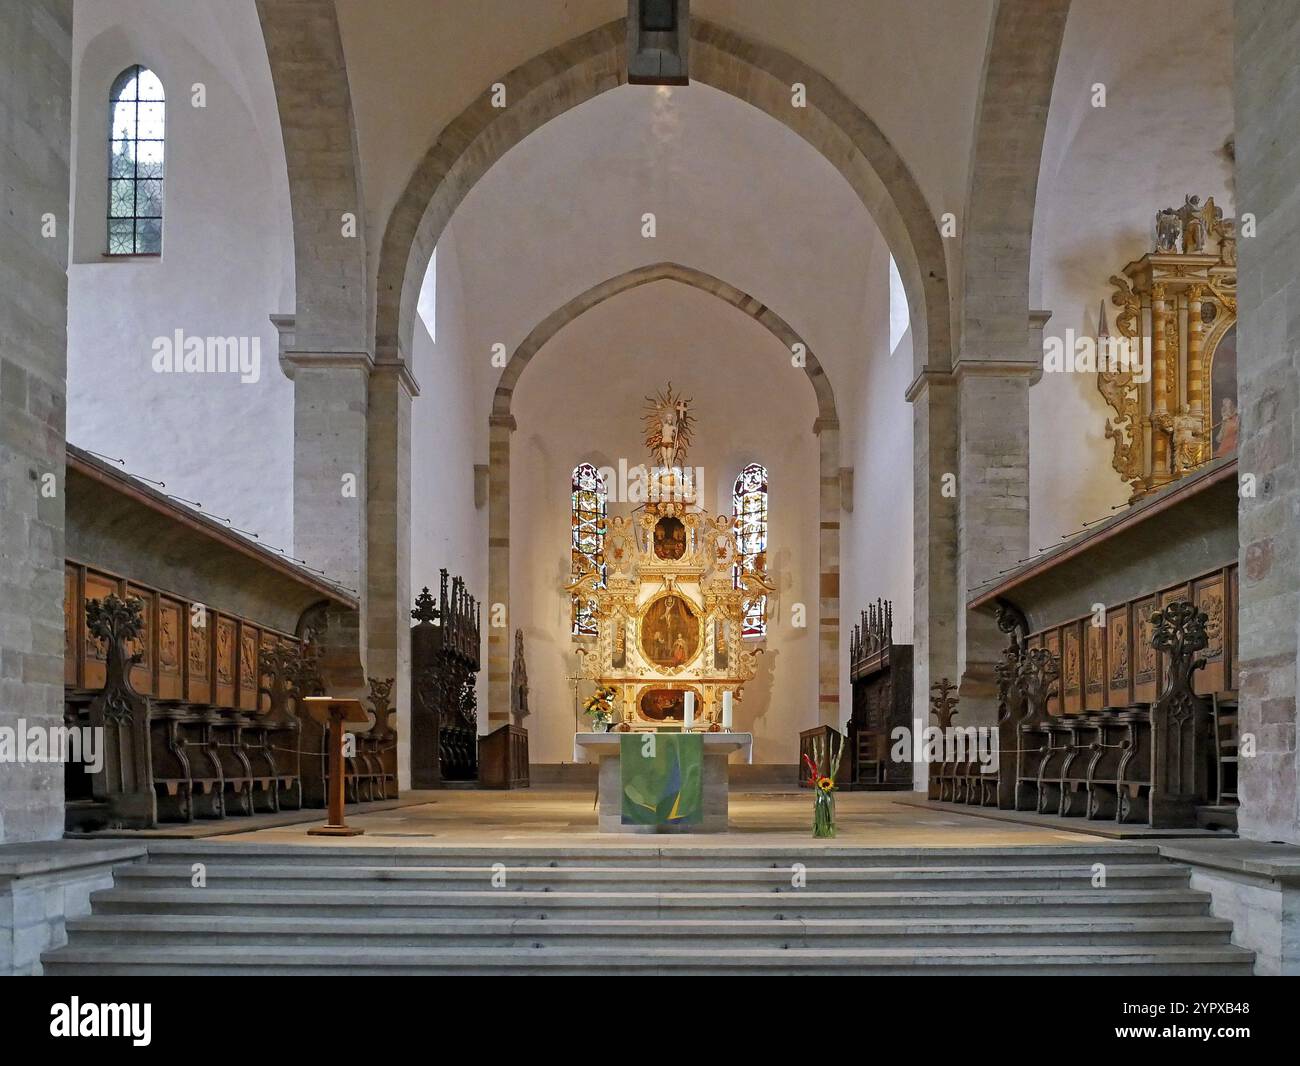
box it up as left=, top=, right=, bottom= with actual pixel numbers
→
left=1, top=0, right=1298, bottom=984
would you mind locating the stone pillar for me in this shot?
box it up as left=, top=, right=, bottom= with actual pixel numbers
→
left=955, top=363, right=1033, bottom=724
left=281, top=350, right=371, bottom=597
left=906, top=372, right=959, bottom=788
left=1234, top=0, right=1300, bottom=845
left=487, top=414, right=515, bottom=728
left=814, top=417, right=841, bottom=727
left=367, top=361, right=418, bottom=787
left=0, top=0, right=72, bottom=844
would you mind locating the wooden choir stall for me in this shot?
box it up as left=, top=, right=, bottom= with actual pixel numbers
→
left=939, top=197, right=1242, bottom=831
left=955, top=464, right=1239, bottom=830
left=845, top=599, right=912, bottom=790
left=63, top=565, right=397, bottom=831
left=410, top=571, right=502, bottom=788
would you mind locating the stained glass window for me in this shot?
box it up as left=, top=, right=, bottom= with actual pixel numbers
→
left=107, top=65, right=165, bottom=255
left=571, top=463, right=607, bottom=636
left=733, top=463, right=768, bottom=637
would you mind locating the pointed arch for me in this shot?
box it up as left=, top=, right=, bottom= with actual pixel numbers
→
left=491, top=261, right=836, bottom=425
left=374, top=18, right=951, bottom=380
left=485, top=262, right=842, bottom=726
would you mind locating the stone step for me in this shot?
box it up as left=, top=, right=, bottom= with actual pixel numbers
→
left=61, top=912, right=1238, bottom=949
left=42, top=942, right=1257, bottom=976
left=115, top=861, right=1188, bottom=892
left=48, top=843, right=1253, bottom=975
left=88, top=886, right=1216, bottom=920
left=141, top=841, right=1165, bottom=869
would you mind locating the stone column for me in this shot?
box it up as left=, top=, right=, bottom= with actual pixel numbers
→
left=279, top=344, right=371, bottom=702
left=280, top=349, right=371, bottom=597
left=813, top=417, right=841, bottom=727
left=906, top=372, right=959, bottom=788
left=367, top=361, right=418, bottom=787
left=955, top=362, right=1033, bottom=724
left=0, top=0, right=72, bottom=844
left=487, top=413, right=515, bottom=728
left=1234, top=0, right=1300, bottom=846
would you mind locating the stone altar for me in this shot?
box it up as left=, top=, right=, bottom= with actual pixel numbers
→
left=574, top=731, right=753, bottom=833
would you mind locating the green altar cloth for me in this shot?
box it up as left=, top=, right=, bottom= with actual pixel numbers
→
left=620, top=733, right=703, bottom=827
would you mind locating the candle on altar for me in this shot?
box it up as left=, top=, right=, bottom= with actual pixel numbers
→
left=683, top=691, right=695, bottom=730
left=721, top=690, right=733, bottom=731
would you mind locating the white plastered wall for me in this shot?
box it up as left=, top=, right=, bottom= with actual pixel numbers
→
left=1028, top=0, right=1234, bottom=549
left=510, top=282, right=820, bottom=766
left=66, top=0, right=296, bottom=553
left=410, top=227, right=489, bottom=715
left=408, top=81, right=915, bottom=759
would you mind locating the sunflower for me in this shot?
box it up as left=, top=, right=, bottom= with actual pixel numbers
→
left=817, top=776, right=834, bottom=791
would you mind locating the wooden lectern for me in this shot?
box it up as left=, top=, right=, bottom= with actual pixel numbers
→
left=301, top=697, right=369, bottom=836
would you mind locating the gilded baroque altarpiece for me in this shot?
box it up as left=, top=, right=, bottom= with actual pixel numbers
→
left=567, top=386, right=771, bottom=731
left=1100, top=195, right=1238, bottom=502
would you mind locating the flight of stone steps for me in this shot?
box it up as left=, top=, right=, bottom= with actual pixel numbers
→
left=43, top=841, right=1256, bottom=975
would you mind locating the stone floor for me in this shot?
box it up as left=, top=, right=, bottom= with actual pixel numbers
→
left=213, top=787, right=1099, bottom=848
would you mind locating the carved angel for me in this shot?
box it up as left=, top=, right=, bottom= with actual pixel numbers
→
left=702, top=514, right=737, bottom=576
left=604, top=514, right=634, bottom=575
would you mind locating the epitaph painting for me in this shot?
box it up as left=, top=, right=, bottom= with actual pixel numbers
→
left=640, top=592, right=701, bottom=668
left=1210, top=323, right=1238, bottom=456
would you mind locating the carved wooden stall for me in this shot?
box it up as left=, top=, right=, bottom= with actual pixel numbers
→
left=410, top=571, right=482, bottom=787
left=844, top=600, right=913, bottom=790
left=965, top=421, right=1239, bottom=830
left=63, top=564, right=393, bottom=830
left=966, top=597, right=1223, bottom=829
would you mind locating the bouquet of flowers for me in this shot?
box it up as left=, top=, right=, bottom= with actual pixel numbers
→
left=802, top=733, right=845, bottom=838
left=583, top=685, right=618, bottom=731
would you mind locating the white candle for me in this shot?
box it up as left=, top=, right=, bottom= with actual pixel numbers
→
left=722, top=690, right=733, bottom=731
left=683, top=691, right=695, bottom=730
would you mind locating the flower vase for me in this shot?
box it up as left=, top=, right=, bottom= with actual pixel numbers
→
left=812, top=787, right=836, bottom=838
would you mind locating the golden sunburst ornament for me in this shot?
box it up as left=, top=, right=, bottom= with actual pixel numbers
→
left=642, top=382, right=694, bottom=469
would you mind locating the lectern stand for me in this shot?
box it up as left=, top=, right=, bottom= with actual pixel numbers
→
left=302, top=697, right=369, bottom=837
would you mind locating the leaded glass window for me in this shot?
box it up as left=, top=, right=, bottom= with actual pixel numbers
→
left=107, top=65, right=165, bottom=255
left=732, top=463, right=768, bottom=638
left=571, top=463, right=607, bottom=636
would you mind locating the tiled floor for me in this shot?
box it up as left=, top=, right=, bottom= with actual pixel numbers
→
left=214, top=788, right=1101, bottom=848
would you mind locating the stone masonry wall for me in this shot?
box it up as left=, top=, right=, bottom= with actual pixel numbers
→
left=0, top=0, right=73, bottom=844
left=1234, top=0, right=1300, bottom=845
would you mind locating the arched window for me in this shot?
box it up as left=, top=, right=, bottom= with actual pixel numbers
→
left=571, top=463, right=607, bottom=636
left=108, top=65, right=165, bottom=255
left=732, top=463, right=768, bottom=637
